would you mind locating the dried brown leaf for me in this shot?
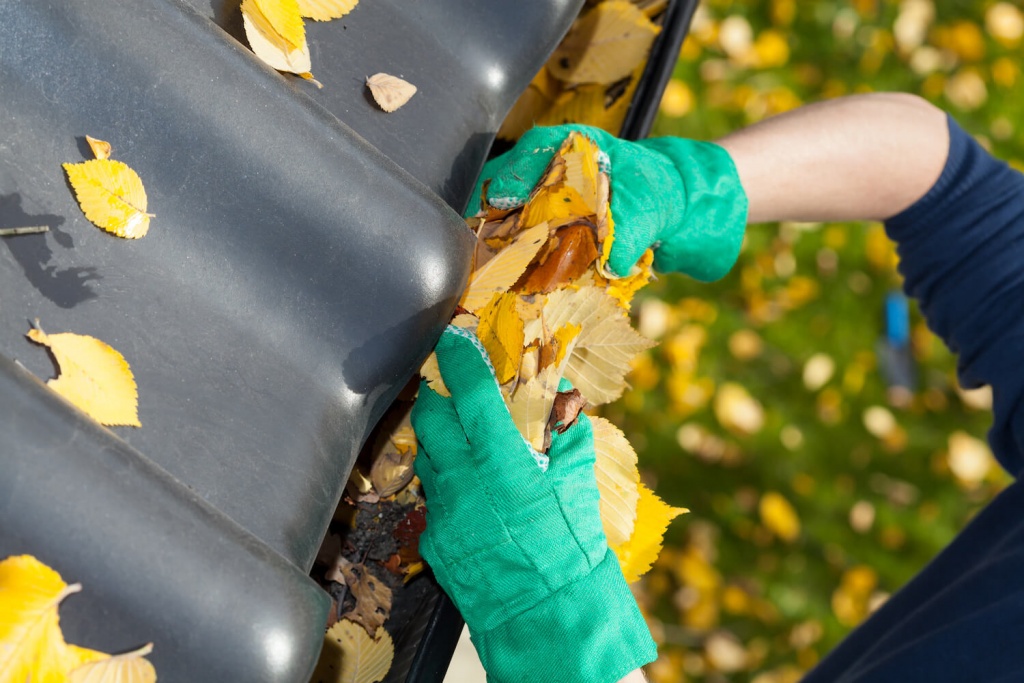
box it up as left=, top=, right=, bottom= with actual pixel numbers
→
left=340, top=562, right=394, bottom=638
left=366, top=73, right=417, bottom=112
left=515, top=223, right=599, bottom=294
left=544, top=388, right=587, bottom=451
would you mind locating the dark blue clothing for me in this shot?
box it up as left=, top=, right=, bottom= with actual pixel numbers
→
left=805, top=117, right=1024, bottom=681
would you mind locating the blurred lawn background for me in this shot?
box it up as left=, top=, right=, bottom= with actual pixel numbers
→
left=608, top=0, right=1024, bottom=680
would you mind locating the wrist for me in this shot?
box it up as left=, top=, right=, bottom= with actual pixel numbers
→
left=469, top=551, right=656, bottom=683
left=642, top=137, right=748, bottom=281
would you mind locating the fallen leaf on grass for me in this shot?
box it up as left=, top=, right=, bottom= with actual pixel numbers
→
left=299, top=0, right=358, bottom=20
left=242, top=0, right=312, bottom=74
left=63, top=159, right=152, bottom=239
left=27, top=323, right=141, bottom=428
left=366, top=73, right=417, bottom=113
left=759, top=491, right=801, bottom=543
left=313, top=622, right=393, bottom=683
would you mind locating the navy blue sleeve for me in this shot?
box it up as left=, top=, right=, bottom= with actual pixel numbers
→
left=886, top=114, right=1024, bottom=476
left=803, top=115, right=1024, bottom=683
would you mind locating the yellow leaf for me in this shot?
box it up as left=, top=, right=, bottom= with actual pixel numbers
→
left=759, top=491, right=800, bottom=543
left=298, top=71, right=323, bottom=88
left=497, top=84, right=556, bottom=142
left=602, top=249, right=654, bottom=310
left=519, top=133, right=601, bottom=229
left=450, top=313, right=478, bottom=331
left=508, top=330, right=579, bottom=451
left=498, top=68, right=562, bottom=141
left=542, top=287, right=655, bottom=404
left=551, top=322, right=581, bottom=368
left=242, top=0, right=312, bottom=74
left=69, top=643, right=156, bottom=683
left=518, top=296, right=547, bottom=345
left=65, top=644, right=110, bottom=671
left=419, top=352, right=450, bottom=397
left=298, top=0, right=358, bottom=21
left=521, top=184, right=593, bottom=230
left=313, top=622, right=394, bottom=683
left=476, top=293, right=525, bottom=385
left=562, top=133, right=601, bottom=214
left=508, top=365, right=560, bottom=451
left=612, top=485, right=686, bottom=583
left=596, top=172, right=615, bottom=272
left=461, top=223, right=548, bottom=312
left=547, top=2, right=660, bottom=85
left=0, top=554, right=84, bottom=683
left=591, top=416, right=640, bottom=547
left=713, top=382, right=764, bottom=435
left=366, top=73, right=417, bottom=113
left=253, top=0, right=306, bottom=48
left=84, top=136, right=111, bottom=161
left=63, top=160, right=151, bottom=239
left=27, top=325, right=141, bottom=428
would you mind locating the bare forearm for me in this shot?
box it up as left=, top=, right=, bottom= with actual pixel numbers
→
left=618, top=668, right=646, bottom=683
left=716, top=93, right=949, bottom=224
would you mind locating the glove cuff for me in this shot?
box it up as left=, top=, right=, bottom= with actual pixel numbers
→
left=470, top=551, right=657, bottom=683
left=644, top=138, right=749, bottom=282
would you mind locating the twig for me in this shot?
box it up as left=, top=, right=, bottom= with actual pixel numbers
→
left=0, top=226, right=49, bottom=236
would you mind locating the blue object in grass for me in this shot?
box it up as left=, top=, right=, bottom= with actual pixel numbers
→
left=878, top=290, right=915, bottom=396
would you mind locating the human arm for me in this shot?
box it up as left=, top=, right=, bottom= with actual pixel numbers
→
left=716, top=92, right=948, bottom=223
left=470, top=93, right=949, bottom=283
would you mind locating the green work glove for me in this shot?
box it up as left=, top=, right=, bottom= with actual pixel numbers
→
left=470, top=124, right=748, bottom=280
left=411, top=326, right=657, bottom=683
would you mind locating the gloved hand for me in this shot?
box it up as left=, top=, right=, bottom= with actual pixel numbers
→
left=469, top=124, right=748, bottom=281
left=411, top=327, right=657, bottom=683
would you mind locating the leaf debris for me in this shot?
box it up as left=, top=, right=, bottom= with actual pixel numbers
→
left=366, top=73, right=418, bottom=113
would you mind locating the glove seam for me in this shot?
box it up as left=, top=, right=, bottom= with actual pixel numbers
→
left=472, top=546, right=619, bottom=637
left=556, top=485, right=605, bottom=573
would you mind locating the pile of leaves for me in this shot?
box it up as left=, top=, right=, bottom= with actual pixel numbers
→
left=314, top=131, right=688, bottom=682
left=311, top=404, right=424, bottom=683
left=498, top=0, right=666, bottom=141
left=435, top=131, right=687, bottom=578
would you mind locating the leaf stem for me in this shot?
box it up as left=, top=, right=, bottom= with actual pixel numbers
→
left=0, top=225, right=49, bottom=236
